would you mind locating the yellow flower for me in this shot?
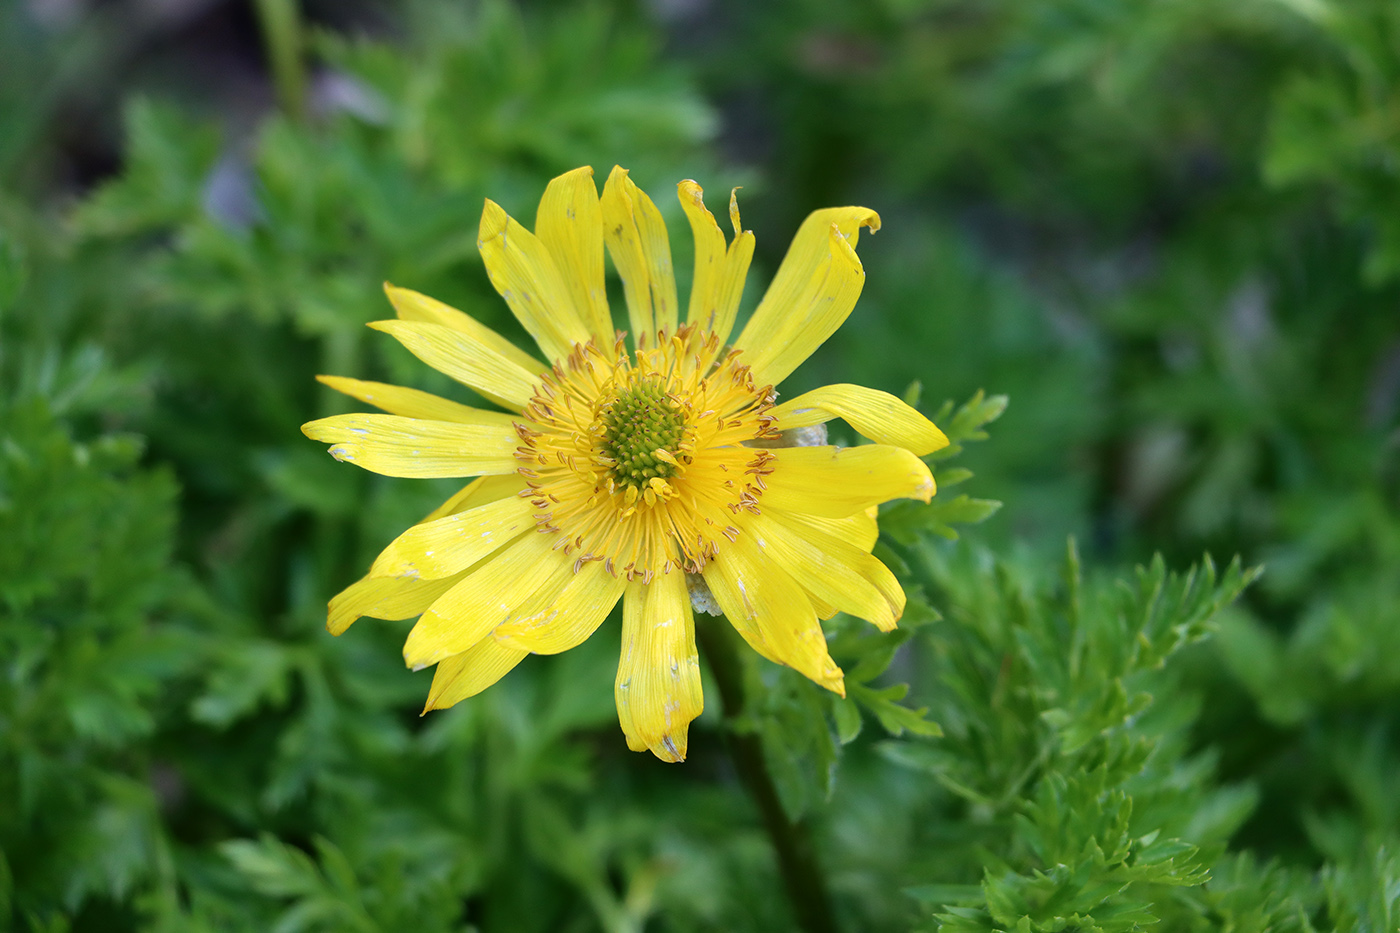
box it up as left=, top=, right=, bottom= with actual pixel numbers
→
left=303, top=166, right=947, bottom=762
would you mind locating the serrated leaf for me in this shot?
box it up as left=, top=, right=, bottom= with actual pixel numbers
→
left=933, top=466, right=974, bottom=488
left=832, top=696, right=862, bottom=744
left=850, top=682, right=943, bottom=737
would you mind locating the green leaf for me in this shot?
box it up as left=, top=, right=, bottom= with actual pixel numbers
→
left=849, top=682, right=942, bottom=738
left=832, top=695, right=863, bottom=744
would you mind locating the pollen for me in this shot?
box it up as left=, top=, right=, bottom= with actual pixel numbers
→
left=515, top=325, right=779, bottom=580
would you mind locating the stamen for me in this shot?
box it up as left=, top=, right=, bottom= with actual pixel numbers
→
left=513, top=331, right=776, bottom=577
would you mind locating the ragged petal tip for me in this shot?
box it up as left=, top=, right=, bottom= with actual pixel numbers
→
left=652, top=733, right=688, bottom=763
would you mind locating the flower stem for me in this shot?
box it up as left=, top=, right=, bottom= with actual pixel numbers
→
left=253, top=0, right=307, bottom=122
left=696, top=618, right=839, bottom=933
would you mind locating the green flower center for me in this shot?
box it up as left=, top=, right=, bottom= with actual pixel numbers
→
left=600, top=380, right=687, bottom=489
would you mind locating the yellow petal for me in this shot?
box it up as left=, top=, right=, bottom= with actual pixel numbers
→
left=423, top=640, right=528, bottom=712
left=734, top=208, right=880, bottom=386
left=478, top=199, right=592, bottom=362
left=383, top=284, right=545, bottom=376
left=809, top=592, right=840, bottom=621
left=781, top=506, right=880, bottom=554
left=368, top=319, right=538, bottom=412
left=762, top=444, right=935, bottom=518
left=326, top=476, right=523, bottom=635
left=316, top=375, right=520, bottom=426
left=677, top=180, right=754, bottom=344
left=601, top=166, right=678, bottom=347
left=702, top=532, right=845, bottom=694
left=327, top=573, right=462, bottom=635
left=769, top=384, right=949, bottom=456
left=492, top=558, right=628, bottom=654
left=536, top=166, right=613, bottom=346
left=615, top=573, right=703, bottom=762
left=758, top=511, right=904, bottom=632
left=370, top=494, right=535, bottom=580
left=425, top=474, right=528, bottom=522
left=402, top=531, right=568, bottom=669
left=302, top=413, right=521, bottom=478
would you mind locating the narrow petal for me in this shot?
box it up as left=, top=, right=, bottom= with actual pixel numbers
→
left=734, top=208, right=880, bottom=385
left=302, top=413, right=521, bottom=478
left=769, top=384, right=949, bottom=456
left=317, top=375, right=519, bottom=426
left=781, top=506, right=880, bottom=554
left=678, top=180, right=724, bottom=328
left=702, top=533, right=845, bottom=694
left=478, top=199, right=592, bottom=362
left=402, top=531, right=568, bottom=669
left=762, top=445, right=935, bottom=518
left=370, top=495, right=536, bottom=580
left=424, top=474, right=525, bottom=521
left=369, top=319, right=538, bottom=412
left=808, top=592, right=840, bottom=621
left=325, top=475, right=523, bottom=635
left=601, top=166, right=678, bottom=346
left=536, top=166, right=613, bottom=346
left=383, top=284, right=545, bottom=376
left=757, top=511, right=904, bottom=632
left=677, top=180, right=754, bottom=344
left=492, top=558, right=628, bottom=654
left=424, top=640, right=528, bottom=711
left=327, top=573, right=462, bottom=635
left=615, top=573, right=703, bottom=762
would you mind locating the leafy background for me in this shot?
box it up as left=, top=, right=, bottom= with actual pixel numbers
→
left=2, top=0, right=1399, bottom=929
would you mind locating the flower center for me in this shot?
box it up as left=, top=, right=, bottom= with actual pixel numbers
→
left=514, top=329, right=780, bottom=579
left=599, top=380, right=689, bottom=489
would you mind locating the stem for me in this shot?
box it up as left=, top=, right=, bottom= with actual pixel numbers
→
left=253, top=0, right=307, bottom=122
left=695, top=618, right=838, bottom=933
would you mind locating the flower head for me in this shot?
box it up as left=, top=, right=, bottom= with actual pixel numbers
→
left=304, top=166, right=947, bottom=761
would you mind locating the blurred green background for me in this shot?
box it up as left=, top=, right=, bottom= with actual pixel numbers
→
left=3, top=0, right=1399, bottom=929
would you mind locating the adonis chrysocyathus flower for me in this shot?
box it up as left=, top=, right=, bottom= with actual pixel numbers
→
left=304, top=166, right=947, bottom=761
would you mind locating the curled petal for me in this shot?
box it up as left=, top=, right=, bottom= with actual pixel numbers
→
left=677, top=179, right=753, bottom=345
left=769, top=384, right=948, bottom=456
left=327, top=573, right=462, bottom=636
left=762, top=445, right=935, bottom=518
left=734, top=209, right=879, bottom=385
